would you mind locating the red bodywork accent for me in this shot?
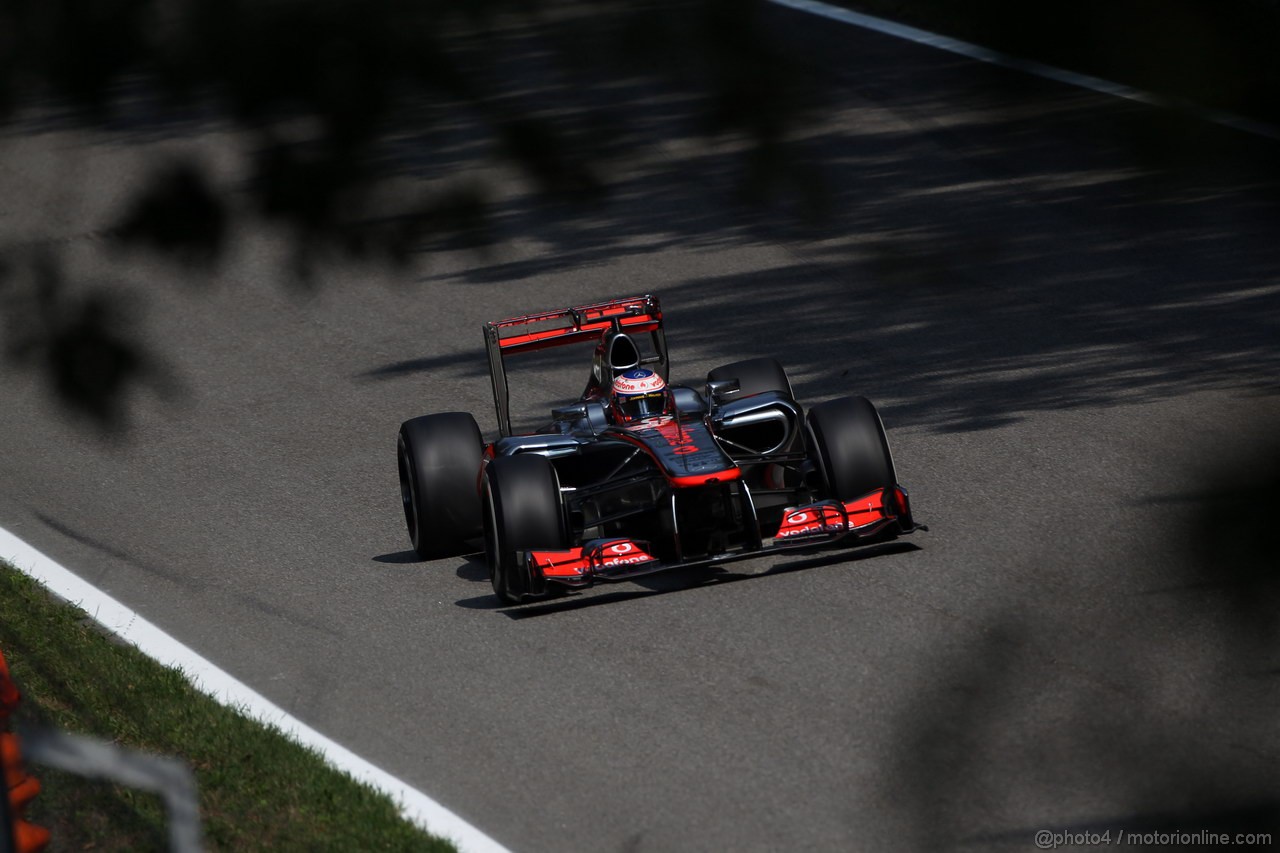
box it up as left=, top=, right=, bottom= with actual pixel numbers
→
left=0, top=655, right=18, bottom=718
left=773, top=489, right=890, bottom=539
left=667, top=472, right=740, bottom=487
left=531, top=539, right=657, bottom=578
left=529, top=489, right=912, bottom=588
left=1, top=650, right=51, bottom=853
left=490, top=296, right=662, bottom=354
left=613, top=419, right=742, bottom=488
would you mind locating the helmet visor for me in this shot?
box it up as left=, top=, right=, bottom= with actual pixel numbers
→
left=618, top=390, right=667, bottom=420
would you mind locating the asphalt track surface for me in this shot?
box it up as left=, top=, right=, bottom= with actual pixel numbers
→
left=4, top=5, right=1280, bottom=851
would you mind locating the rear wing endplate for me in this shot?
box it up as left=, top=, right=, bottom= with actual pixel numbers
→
left=484, top=294, right=667, bottom=436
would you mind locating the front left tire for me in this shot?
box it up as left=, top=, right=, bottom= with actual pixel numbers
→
left=805, top=396, right=896, bottom=501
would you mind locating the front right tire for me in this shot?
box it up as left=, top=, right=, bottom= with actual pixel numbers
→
left=482, top=454, right=568, bottom=604
left=398, top=412, right=484, bottom=559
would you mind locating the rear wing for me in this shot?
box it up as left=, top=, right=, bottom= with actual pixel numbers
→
left=484, top=294, right=668, bottom=436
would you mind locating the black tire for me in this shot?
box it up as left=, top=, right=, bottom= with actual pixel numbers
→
left=482, top=454, right=568, bottom=604
left=398, top=412, right=484, bottom=560
left=707, top=357, right=794, bottom=400
left=806, top=396, right=897, bottom=501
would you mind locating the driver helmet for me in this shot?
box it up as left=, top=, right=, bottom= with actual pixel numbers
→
left=611, top=368, right=670, bottom=422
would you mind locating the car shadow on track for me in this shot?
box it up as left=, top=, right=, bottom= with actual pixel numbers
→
left=454, top=554, right=490, bottom=583
left=371, top=549, right=421, bottom=564
left=453, top=540, right=921, bottom=618
left=371, top=547, right=487, bottom=571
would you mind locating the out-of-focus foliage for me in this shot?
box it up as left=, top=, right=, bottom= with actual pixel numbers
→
left=0, top=0, right=820, bottom=429
left=1, top=255, right=175, bottom=431
left=2, top=0, right=817, bottom=255
left=1191, top=452, right=1280, bottom=650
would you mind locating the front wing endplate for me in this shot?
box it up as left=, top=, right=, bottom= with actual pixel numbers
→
left=527, top=487, right=920, bottom=589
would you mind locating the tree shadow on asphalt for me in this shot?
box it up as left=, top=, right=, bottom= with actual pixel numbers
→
left=1, top=0, right=828, bottom=429
left=873, top=438, right=1280, bottom=851
left=347, top=5, right=1280, bottom=438
left=8, top=4, right=1280, bottom=439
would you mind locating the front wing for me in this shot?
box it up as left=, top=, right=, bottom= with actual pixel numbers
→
left=528, top=486, right=923, bottom=588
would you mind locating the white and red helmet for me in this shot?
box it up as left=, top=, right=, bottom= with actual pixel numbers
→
left=611, top=368, right=670, bottom=421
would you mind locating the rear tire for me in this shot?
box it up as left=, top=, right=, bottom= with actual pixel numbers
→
left=806, top=397, right=896, bottom=501
left=398, top=413, right=484, bottom=560
left=707, top=357, right=793, bottom=400
left=482, top=454, right=568, bottom=604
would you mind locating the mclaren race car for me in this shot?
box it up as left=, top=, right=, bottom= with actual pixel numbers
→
left=397, top=294, right=922, bottom=604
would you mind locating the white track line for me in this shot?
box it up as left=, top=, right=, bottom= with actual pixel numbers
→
left=0, top=527, right=510, bottom=853
left=770, top=0, right=1280, bottom=142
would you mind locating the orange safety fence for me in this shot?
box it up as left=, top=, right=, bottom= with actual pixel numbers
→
left=0, top=651, right=49, bottom=853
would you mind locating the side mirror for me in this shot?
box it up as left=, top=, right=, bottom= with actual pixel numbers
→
left=711, top=379, right=742, bottom=399
left=553, top=404, right=589, bottom=422
left=706, top=379, right=740, bottom=403
left=552, top=404, right=589, bottom=434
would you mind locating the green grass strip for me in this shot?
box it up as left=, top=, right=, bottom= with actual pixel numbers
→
left=0, top=560, right=455, bottom=852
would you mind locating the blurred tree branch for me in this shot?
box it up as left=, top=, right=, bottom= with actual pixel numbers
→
left=0, top=0, right=821, bottom=430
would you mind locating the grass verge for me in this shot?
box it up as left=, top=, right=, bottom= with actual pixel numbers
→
left=0, top=560, right=455, bottom=852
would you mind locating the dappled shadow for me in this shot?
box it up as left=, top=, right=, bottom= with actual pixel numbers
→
left=1178, top=447, right=1280, bottom=656
left=9, top=3, right=1280, bottom=436
left=879, top=609, right=1280, bottom=850
left=877, top=437, right=1280, bottom=851
left=7, top=5, right=1280, bottom=846
left=840, top=0, right=1280, bottom=130
left=389, top=3, right=1280, bottom=436
left=358, top=351, right=488, bottom=382
left=968, top=802, right=1280, bottom=849
left=1, top=253, right=181, bottom=433
left=1, top=0, right=828, bottom=427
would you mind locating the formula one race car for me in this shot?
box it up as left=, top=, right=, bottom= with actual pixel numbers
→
left=397, top=294, right=922, bottom=604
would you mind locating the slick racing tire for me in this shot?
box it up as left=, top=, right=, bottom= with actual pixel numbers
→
left=806, top=396, right=897, bottom=502
left=707, top=357, right=794, bottom=401
left=482, top=454, right=568, bottom=605
left=398, top=412, right=484, bottom=560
